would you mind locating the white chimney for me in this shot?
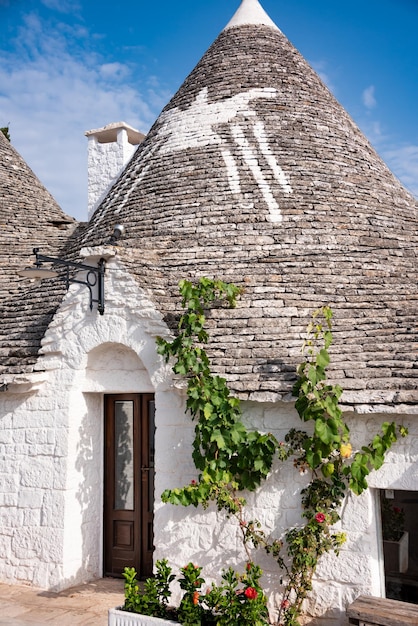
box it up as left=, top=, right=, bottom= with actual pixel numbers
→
left=85, top=121, right=145, bottom=220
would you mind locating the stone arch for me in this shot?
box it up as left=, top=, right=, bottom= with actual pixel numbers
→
left=82, top=342, right=153, bottom=393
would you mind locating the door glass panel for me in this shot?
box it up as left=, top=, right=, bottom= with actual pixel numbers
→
left=114, top=400, right=134, bottom=510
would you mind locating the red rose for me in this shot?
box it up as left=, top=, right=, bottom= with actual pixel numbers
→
left=281, top=599, right=290, bottom=609
left=246, top=562, right=252, bottom=571
left=244, top=586, right=258, bottom=600
left=315, top=513, right=326, bottom=523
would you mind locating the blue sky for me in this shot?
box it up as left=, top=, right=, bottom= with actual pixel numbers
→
left=1, top=0, right=417, bottom=221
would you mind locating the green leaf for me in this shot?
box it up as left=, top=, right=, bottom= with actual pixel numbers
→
left=174, top=363, right=187, bottom=376
left=308, top=365, right=317, bottom=385
left=324, top=330, right=333, bottom=349
left=210, top=429, right=226, bottom=449
left=230, top=422, right=246, bottom=444
left=314, top=419, right=336, bottom=445
left=254, top=458, right=265, bottom=472
left=317, top=348, right=330, bottom=369
left=203, top=403, right=213, bottom=418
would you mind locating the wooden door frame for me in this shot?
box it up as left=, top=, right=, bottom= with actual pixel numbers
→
left=103, top=393, right=154, bottom=578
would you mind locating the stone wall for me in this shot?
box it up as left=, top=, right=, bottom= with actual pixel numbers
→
left=0, top=382, right=67, bottom=588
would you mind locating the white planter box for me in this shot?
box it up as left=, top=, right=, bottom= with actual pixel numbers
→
left=109, top=607, right=181, bottom=626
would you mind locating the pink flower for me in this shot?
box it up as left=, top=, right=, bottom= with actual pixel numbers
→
left=315, top=512, right=326, bottom=523
left=190, top=479, right=197, bottom=485
left=281, top=599, right=290, bottom=610
left=244, top=586, right=258, bottom=600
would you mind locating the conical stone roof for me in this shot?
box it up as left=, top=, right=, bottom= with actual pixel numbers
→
left=4, top=1, right=418, bottom=405
left=0, top=131, right=77, bottom=298
left=0, top=131, right=78, bottom=376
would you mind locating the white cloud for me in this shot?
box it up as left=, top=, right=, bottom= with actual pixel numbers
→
left=383, top=145, right=418, bottom=199
left=355, top=117, right=418, bottom=199
left=40, top=0, right=81, bottom=14
left=99, top=62, right=130, bottom=80
left=362, top=85, right=376, bottom=109
left=358, top=119, right=384, bottom=145
left=310, top=60, right=335, bottom=93
left=0, top=11, right=167, bottom=221
left=355, top=109, right=418, bottom=200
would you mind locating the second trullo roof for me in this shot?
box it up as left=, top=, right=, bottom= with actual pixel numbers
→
left=19, top=0, right=418, bottom=406
left=0, top=131, right=78, bottom=378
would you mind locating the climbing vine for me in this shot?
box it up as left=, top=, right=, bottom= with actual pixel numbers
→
left=157, top=278, right=278, bottom=511
left=157, top=279, right=407, bottom=626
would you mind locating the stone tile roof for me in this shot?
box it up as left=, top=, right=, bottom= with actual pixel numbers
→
left=73, top=9, right=418, bottom=406
left=0, top=131, right=78, bottom=376
left=1, top=2, right=417, bottom=407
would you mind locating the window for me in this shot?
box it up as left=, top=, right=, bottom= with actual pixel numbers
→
left=380, top=489, right=418, bottom=603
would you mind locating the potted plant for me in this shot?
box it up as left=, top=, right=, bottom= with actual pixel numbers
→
left=108, top=560, right=269, bottom=626
left=381, top=496, right=408, bottom=574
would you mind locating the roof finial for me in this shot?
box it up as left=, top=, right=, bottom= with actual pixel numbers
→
left=224, top=0, right=280, bottom=32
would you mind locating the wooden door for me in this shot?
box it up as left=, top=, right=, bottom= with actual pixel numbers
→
left=104, top=394, right=155, bottom=578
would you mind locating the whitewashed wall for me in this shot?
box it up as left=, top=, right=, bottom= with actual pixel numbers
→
left=0, top=380, right=67, bottom=588
left=0, top=253, right=172, bottom=590
left=86, top=127, right=141, bottom=219
left=153, top=401, right=417, bottom=626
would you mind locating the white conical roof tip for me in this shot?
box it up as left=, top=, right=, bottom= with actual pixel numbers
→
left=224, top=0, right=280, bottom=31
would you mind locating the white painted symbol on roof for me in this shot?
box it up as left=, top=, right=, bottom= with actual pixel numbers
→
left=89, top=86, right=293, bottom=233
left=155, top=87, right=292, bottom=223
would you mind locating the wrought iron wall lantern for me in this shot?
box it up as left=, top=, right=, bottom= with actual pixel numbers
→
left=19, top=248, right=106, bottom=314
left=18, top=225, right=125, bottom=315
